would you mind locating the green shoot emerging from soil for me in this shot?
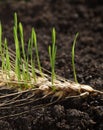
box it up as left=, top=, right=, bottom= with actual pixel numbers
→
left=4, top=38, right=11, bottom=78
left=48, top=28, right=57, bottom=90
left=31, top=28, right=43, bottom=77
left=14, top=13, right=21, bottom=81
left=72, top=33, right=79, bottom=83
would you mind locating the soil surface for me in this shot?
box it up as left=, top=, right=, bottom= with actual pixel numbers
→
left=0, top=0, right=103, bottom=130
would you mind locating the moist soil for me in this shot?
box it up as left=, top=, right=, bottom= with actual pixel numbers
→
left=0, top=0, right=103, bottom=130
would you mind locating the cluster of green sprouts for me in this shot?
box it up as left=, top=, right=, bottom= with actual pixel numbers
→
left=48, top=28, right=57, bottom=90
left=13, top=13, right=43, bottom=84
left=0, top=13, right=78, bottom=90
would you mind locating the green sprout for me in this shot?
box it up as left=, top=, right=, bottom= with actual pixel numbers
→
left=0, top=36, right=11, bottom=79
left=13, top=13, right=21, bottom=81
left=29, top=33, right=37, bottom=83
left=72, top=32, right=79, bottom=83
left=48, top=28, right=57, bottom=90
left=19, top=22, right=26, bottom=61
left=5, top=38, right=11, bottom=73
left=0, top=24, right=9, bottom=74
left=32, top=28, right=43, bottom=77
left=19, top=22, right=27, bottom=82
left=19, top=22, right=31, bottom=83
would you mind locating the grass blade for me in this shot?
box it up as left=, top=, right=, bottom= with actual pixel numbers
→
left=32, top=28, right=43, bottom=77
left=5, top=38, right=11, bottom=78
left=14, top=13, right=21, bottom=81
left=27, top=36, right=37, bottom=83
left=72, top=32, right=79, bottom=83
left=19, top=22, right=26, bottom=60
left=48, top=28, right=57, bottom=90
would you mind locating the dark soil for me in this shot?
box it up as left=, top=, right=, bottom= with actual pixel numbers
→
left=0, top=0, right=103, bottom=130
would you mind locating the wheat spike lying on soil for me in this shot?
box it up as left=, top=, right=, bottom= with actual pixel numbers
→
left=0, top=47, right=102, bottom=97
left=0, top=47, right=103, bottom=119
